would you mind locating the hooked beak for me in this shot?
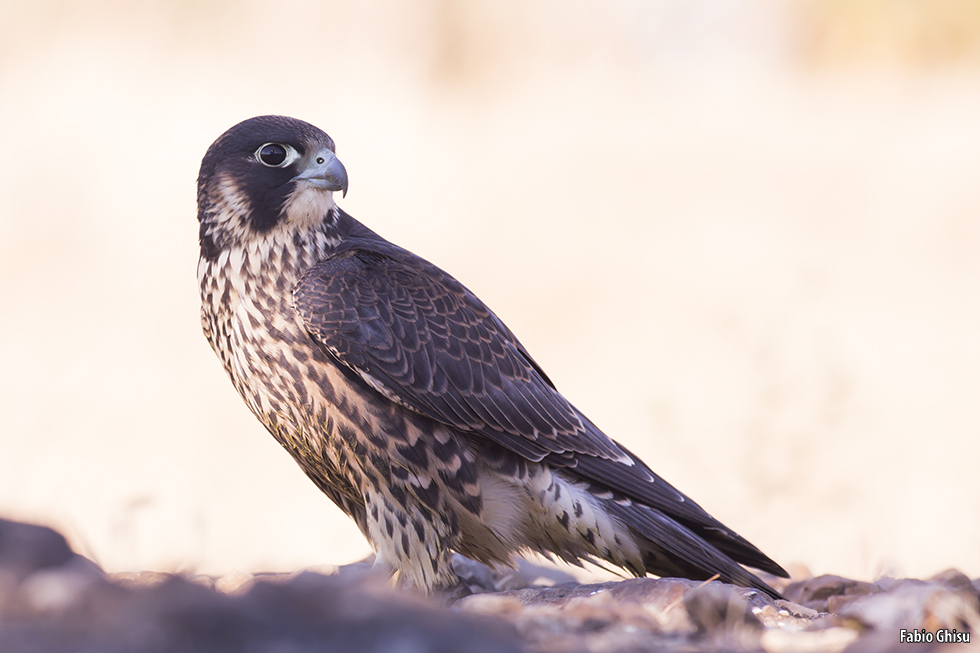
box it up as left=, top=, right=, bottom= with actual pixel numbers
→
left=294, top=150, right=349, bottom=197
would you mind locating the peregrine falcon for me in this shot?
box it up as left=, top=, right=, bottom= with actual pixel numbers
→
left=197, top=115, right=788, bottom=597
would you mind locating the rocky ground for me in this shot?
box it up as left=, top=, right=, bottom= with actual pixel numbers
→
left=1, top=518, right=977, bottom=653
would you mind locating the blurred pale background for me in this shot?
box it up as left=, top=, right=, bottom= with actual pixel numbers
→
left=0, top=0, right=978, bottom=583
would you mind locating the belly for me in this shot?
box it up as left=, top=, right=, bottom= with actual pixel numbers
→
left=216, top=300, right=371, bottom=521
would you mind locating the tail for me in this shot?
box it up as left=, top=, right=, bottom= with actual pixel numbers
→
left=551, top=447, right=788, bottom=599
left=601, top=491, right=786, bottom=599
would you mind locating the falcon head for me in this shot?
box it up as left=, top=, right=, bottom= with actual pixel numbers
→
left=197, top=115, right=348, bottom=259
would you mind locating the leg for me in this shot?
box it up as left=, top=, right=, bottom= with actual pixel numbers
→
left=362, top=483, right=459, bottom=592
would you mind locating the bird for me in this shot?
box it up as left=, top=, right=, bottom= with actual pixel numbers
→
left=196, top=115, right=788, bottom=598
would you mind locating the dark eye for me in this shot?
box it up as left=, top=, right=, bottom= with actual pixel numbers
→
left=258, top=143, right=288, bottom=167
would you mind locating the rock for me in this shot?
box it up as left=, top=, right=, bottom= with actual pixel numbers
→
left=784, top=574, right=877, bottom=613
left=459, top=577, right=787, bottom=652
left=17, top=562, right=101, bottom=615
left=110, top=570, right=182, bottom=589
left=2, top=516, right=978, bottom=653
left=0, top=518, right=104, bottom=619
left=0, top=519, right=524, bottom=653
left=837, top=578, right=980, bottom=634
left=929, top=568, right=979, bottom=601
left=683, top=582, right=764, bottom=633
left=0, top=569, right=525, bottom=653
left=761, top=626, right=859, bottom=653
left=461, top=583, right=682, bottom=653
left=213, top=569, right=254, bottom=594
left=0, top=518, right=80, bottom=581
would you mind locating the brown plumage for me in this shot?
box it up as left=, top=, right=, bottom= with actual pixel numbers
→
left=196, top=115, right=788, bottom=596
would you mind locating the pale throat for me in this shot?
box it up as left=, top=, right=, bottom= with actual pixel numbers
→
left=282, top=181, right=337, bottom=233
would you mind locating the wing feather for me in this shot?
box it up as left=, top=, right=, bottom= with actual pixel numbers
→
left=293, top=242, right=629, bottom=464
left=293, top=240, right=787, bottom=580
